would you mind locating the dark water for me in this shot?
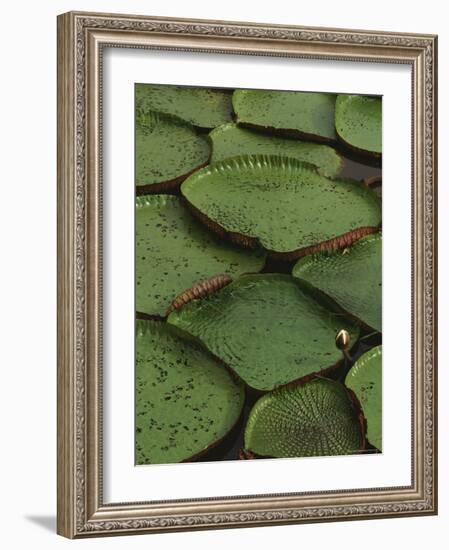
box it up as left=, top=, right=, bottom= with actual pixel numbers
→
left=340, top=156, right=381, bottom=182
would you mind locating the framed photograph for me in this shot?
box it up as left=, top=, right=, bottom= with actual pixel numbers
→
left=57, top=11, right=438, bottom=538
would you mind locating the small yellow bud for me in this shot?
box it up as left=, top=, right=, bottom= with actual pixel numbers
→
left=335, top=329, right=350, bottom=351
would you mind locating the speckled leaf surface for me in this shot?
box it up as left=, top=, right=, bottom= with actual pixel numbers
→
left=346, top=345, right=382, bottom=450
left=136, top=195, right=265, bottom=316
left=136, top=111, right=210, bottom=189
left=244, top=378, right=364, bottom=458
left=335, top=95, right=382, bottom=154
left=293, top=233, right=382, bottom=331
left=233, top=89, right=336, bottom=140
left=181, top=155, right=381, bottom=255
left=136, top=320, right=244, bottom=464
left=209, top=123, right=343, bottom=177
left=136, top=84, right=233, bottom=129
left=168, top=274, right=359, bottom=391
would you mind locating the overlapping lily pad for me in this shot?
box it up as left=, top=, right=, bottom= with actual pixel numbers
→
left=244, top=378, right=364, bottom=458
left=233, top=89, right=336, bottom=141
left=345, top=345, right=382, bottom=450
left=293, top=233, right=382, bottom=331
left=335, top=95, right=382, bottom=158
left=209, top=123, right=343, bottom=177
left=136, top=111, right=210, bottom=192
left=168, top=274, right=359, bottom=391
left=136, top=195, right=265, bottom=316
left=181, top=155, right=381, bottom=258
left=136, top=84, right=233, bottom=129
left=136, top=320, right=245, bottom=464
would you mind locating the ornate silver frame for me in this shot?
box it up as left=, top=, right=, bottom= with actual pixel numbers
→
left=57, top=11, right=438, bottom=538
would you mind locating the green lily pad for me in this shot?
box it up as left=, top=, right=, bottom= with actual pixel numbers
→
left=345, top=345, right=382, bottom=450
left=181, top=155, right=381, bottom=258
left=335, top=95, right=382, bottom=156
left=136, top=320, right=244, bottom=464
left=168, top=274, right=359, bottom=391
left=293, top=233, right=382, bottom=331
left=136, top=84, right=233, bottom=129
left=136, top=111, right=210, bottom=192
left=233, top=89, right=336, bottom=141
left=244, top=378, right=364, bottom=458
left=209, top=123, right=343, bottom=177
left=136, top=195, right=265, bottom=316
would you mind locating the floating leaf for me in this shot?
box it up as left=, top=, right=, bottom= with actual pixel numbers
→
left=345, top=345, right=382, bottom=450
left=136, top=84, right=233, bottom=129
left=293, top=233, right=382, bottom=331
left=181, top=155, right=381, bottom=258
left=136, top=111, right=210, bottom=192
left=168, top=274, right=359, bottom=391
left=167, top=274, right=233, bottom=316
left=136, top=320, right=244, bottom=464
left=335, top=95, right=382, bottom=156
left=209, top=123, right=343, bottom=177
left=244, top=378, right=364, bottom=458
left=136, top=195, right=265, bottom=316
left=233, top=89, right=336, bottom=141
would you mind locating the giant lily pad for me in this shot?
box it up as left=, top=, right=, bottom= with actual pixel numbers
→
left=136, top=320, right=244, bottom=464
left=345, top=345, right=382, bottom=450
left=209, top=123, right=343, bottom=177
left=181, top=155, right=381, bottom=259
left=335, top=95, right=382, bottom=157
left=136, top=195, right=265, bottom=316
left=168, top=274, right=359, bottom=391
left=244, top=378, right=364, bottom=458
left=233, top=89, right=336, bottom=141
left=136, top=111, right=210, bottom=192
left=136, top=84, right=233, bottom=129
left=293, top=233, right=382, bottom=331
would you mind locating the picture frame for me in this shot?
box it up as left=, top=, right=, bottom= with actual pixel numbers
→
left=57, top=10, right=438, bottom=538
